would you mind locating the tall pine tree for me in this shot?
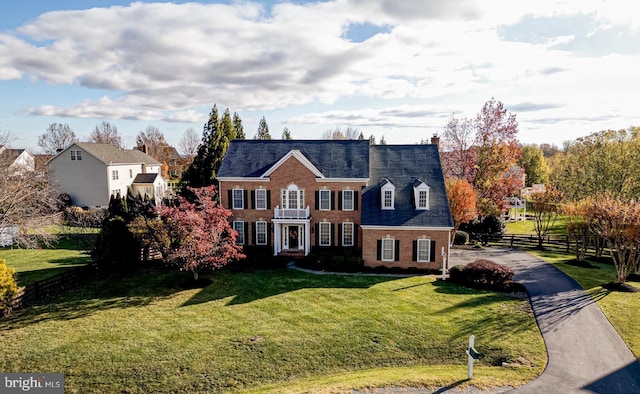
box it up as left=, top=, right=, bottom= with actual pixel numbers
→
left=255, top=116, right=272, bottom=140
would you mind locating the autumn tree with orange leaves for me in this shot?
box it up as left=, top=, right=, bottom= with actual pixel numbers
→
left=441, top=98, right=522, bottom=217
left=445, top=178, right=478, bottom=242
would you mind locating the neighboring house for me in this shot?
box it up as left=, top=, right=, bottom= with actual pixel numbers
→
left=48, top=142, right=167, bottom=208
left=217, top=139, right=453, bottom=270
left=0, top=145, right=35, bottom=173
left=130, top=173, right=167, bottom=205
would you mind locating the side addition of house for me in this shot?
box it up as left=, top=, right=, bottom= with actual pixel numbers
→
left=217, top=140, right=453, bottom=270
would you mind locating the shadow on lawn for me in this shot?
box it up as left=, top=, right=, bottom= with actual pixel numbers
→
left=181, top=269, right=398, bottom=307
left=1, top=267, right=399, bottom=329
left=2, top=266, right=184, bottom=330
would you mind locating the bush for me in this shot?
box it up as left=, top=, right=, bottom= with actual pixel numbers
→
left=460, top=215, right=505, bottom=243
left=0, top=259, right=19, bottom=317
left=453, top=231, right=469, bottom=245
left=64, top=206, right=106, bottom=228
left=449, top=259, right=515, bottom=291
left=92, top=216, right=139, bottom=270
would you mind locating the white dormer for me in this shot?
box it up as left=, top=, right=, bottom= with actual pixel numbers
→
left=380, top=179, right=395, bottom=210
left=413, top=179, right=430, bottom=210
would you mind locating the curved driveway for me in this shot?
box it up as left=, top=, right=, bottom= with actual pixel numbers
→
left=450, top=248, right=640, bottom=394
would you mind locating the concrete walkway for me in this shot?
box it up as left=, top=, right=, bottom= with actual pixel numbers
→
left=450, top=248, right=640, bottom=394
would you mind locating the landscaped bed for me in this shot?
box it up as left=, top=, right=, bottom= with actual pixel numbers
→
left=0, top=266, right=546, bottom=393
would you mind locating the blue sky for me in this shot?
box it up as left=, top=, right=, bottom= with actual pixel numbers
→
left=1, top=0, right=638, bottom=152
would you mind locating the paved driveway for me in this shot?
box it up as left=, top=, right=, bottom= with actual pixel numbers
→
left=450, top=247, right=640, bottom=394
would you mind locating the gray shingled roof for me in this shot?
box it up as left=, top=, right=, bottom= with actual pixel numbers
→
left=76, top=142, right=161, bottom=165
left=217, top=140, right=370, bottom=179
left=361, top=145, right=453, bottom=228
left=132, top=173, right=161, bottom=184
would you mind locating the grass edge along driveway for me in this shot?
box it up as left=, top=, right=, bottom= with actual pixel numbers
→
left=0, top=267, right=545, bottom=393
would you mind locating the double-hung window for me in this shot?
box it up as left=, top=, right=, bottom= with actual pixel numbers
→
left=342, top=222, right=354, bottom=247
left=319, top=222, right=331, bottom=246
left=70, top=150, right=82, bottom=161
left=381, top=238, right=395, bottom=262
left=256, top=221, right=267, bottom=245
left=232, top=189, right=244, bottom=210
left=319, top=190, right=331, bottom=211
left=342, top=190, right=354, bottom=211
left=417, top=239, right=431, bottom=262
left=233, top=221, right=245, bottom=245
left=255, top=189, right=267, bottom=210
left=112, top=170, right=119, bottom=180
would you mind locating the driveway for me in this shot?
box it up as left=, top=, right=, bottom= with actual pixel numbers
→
left=450, top=247, right=640, bottom=394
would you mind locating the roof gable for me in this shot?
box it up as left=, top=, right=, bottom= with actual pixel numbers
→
left=263, top=149, right=324, bottom=178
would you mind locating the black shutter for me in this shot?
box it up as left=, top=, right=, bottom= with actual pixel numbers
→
left=353, top=224, right=358, bottom=247
left=394, top=240, right=400, bottom=261
left=252, top=222, right=257, bottom=245
left=315, top=223, right=320, bottom=246
left=338, top=223, right=343, bottom=247
left=430, top=241, right=437, bottom=262
left=315, top=191, right=319, bottom=210
left=412, top=240, right=418, bottom=261
left=376, top=240, right=382, bottom=260
left=267, top=223, right=272, bottom=246
left=266, top=190, right=271, bottom=209
left=251, top=190, right=256, bottom=209
left=244, top=222, right=250, bottom=245
left=228, top=190, right=233, bottom=209
left=331, top=223, right=335, bottom=246
left=331, top=191, right=336, bottom=210
left=354, top=191, right=358, bottom=211
left=243, top=190, right=248, bottom=209
left=338, top=191, right=343, bottom=210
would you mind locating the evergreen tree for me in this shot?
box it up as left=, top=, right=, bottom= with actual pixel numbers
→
left=282, top=127, right=292, bottom=140
left=255, top=116, right=272, bottom=140
left=233, top=112, right=245, bottom=139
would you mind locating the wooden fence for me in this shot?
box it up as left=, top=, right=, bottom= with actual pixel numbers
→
left=10, top=266, right=92, bottom=310
left=486, top=233, right=609, bottom=257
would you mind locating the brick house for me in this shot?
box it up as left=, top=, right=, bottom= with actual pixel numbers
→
left=217, top=139, right=453, bottom=270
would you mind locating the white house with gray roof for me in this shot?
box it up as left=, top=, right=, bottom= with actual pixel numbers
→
left=48, top=142, right=167, bottom=208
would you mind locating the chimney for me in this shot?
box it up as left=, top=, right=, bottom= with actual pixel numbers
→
left=430, top=134, right=440, bottom=146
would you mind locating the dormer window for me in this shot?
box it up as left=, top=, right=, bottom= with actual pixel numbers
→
left=413, top=179, right=430, bottom=210
left=380, top=179, right=395, bottom=210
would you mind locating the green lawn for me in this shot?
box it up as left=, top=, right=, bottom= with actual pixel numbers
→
left=0, top=235, right=92, bottom=286
left=0, top=267, right=546, bottom=393
left=504, top=216, right=568, bottom=235
left=525, top=249, right=640, bottom=360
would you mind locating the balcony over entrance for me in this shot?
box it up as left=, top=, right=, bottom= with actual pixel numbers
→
left=274, top=206, right=310, bottom=220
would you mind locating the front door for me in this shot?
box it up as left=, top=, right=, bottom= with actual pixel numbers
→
left=283, top=225, right=303, bottom=250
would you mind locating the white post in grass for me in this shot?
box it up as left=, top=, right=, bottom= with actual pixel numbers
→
left=466, top=335, right=480, bottom=379
left=441, top=246, right=447, bottom=281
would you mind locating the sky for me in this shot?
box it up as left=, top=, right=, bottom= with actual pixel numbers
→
left=1, top=0, right=638, bottom=153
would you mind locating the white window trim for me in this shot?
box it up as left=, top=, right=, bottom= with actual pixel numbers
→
left=319, top=222, right=331, bottom=246
left=381, top=181, right=395, bottom=210
left=414, top=183, right=430, bottom=210
left=381, top=238, right=395, bottom=262
left=342, top=222, right=354, bottom=247
left=256, top=221, right=268, bottom=245
left=417, top=239, right=431, bottom=262
left=342, top=190, right=354, bottom=211
left=232, top=188, right=244, bottom=210
left=319, top=190, right=331, bottom=211
left=233, top=221, right=245, bottom=245
left=255, top=189, right=267, bottom=210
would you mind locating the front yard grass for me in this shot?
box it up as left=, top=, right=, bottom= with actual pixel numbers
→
left=527, top=249, right=640, bottom=360
left=0, top=267, right=546, bottom=393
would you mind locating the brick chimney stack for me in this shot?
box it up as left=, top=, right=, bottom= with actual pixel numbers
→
left=430, top=134, right=440, bottom=146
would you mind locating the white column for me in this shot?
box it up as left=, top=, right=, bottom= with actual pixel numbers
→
left=305, top=223, right=311, bottom=255
left=273, top=222, right=280, bottom=256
